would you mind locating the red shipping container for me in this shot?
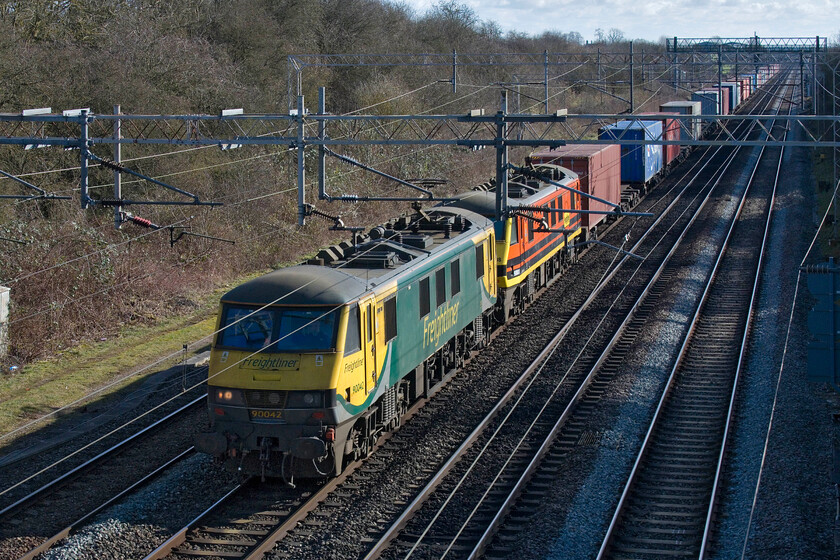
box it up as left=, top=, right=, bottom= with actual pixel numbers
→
left=637, top=113, right=680, bottom=164
left=528, top=144, right=621, bottom=231
left=720, top=87, right=730, bottom=115
left=740, top=78, right=751, bottom=100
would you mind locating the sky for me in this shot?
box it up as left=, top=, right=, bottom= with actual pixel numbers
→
left=402, top=0, right=835, bottom=44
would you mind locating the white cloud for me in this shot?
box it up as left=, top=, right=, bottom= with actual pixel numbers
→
left=400, top=0, right=828, bottom=42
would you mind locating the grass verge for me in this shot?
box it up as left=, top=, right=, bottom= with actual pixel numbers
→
left=0, top=273, right=265, bottom=441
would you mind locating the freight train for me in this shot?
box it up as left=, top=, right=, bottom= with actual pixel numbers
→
left=195, top=163, right=585, bottom=480
left=195, top=67, right=779, bottom=480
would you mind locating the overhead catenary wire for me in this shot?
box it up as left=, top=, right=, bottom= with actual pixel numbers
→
left=0, top=93, right=748, bottom=496
left=6, top=140, right=499, bottom=329
left=2, top=216, right=191, bottom=286
left=407, top=116, right=752, bottom=557
left=0, top=113, right=443, bottom=276
left=0, top=205, right=477, bottom=497
left=1, top=63, right=769, bottom=333
left=1, top=63, right=675, bottom=437
left=4, top=77, right=484, bottom=231
left=3, top=79, right=451, bottom=198
left=406, top=233, right=628, bottom=559
left=4, top=72, right=674, bottom=342
left=342, top=80, right=443, bottom=115
left=4, top=63, right=626, bottom=226
left=1, top=140, right=444, bottom=287
left=1, top=139, right=493, bottom=328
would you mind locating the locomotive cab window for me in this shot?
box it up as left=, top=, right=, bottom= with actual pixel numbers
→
left=419, top=277, right=431, bottom=317
left=218, top=306, right=274, bottom=350
left=451, top=259, right=461, bottom=296
left=344, top=305, right=361, bottom=355
left=475, top=244, right=485, bottom=279
left=276, top=308, right=338, bottom=352
left=365, top=303, right=373, bottom=343
left=384, top=296, right=397, bottom=342
left=218, top=306, right=338, bottom=353
left=436, top=268, right=446, bottom=308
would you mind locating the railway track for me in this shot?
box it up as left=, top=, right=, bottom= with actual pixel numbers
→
left=4, top=73, right=796, bottom=558
left=141, top=416, right=403, bottom=560
left=135, top=123, right=728, bottom=560
left=143, top=479, right=307, bottom=560
left=356, top=73, right=790, bottom=559
left=0, top=390, right=207, bottom=560
left=595, top=85, right=792, bottom=560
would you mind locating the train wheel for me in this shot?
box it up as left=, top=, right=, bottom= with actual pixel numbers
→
left=346, top=422, right=371, bottom=463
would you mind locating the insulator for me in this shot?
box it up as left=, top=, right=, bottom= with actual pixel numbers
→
left=96, top=158, right=127, bottom=172
left=98, top=199, right=124, bottom=207
left=130, top=216, right=153, bottom=228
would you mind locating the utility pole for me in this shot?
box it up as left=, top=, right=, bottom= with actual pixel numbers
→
left=297, top=95, right=306, bottom=226
left=452, top=50, right=457, bottom=94
left=801, top=51, right=806, bottom=109
left=630, top=41, right=635, bottom=113
left=544, top=50, right=549, bottom=114
left=0, top=286, right=8, bottom=362
left=80, top=109, right=90, bottom=209
left=319, top=88, right=326, bottom=202
left=718, top=46, right=723, bottom=115
left=495, top=91, right=509, bottom=222
left=114, top=105, right=122, bottom=229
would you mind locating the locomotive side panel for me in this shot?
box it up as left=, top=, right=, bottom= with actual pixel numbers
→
left=380, top=232, right=496, bottom=390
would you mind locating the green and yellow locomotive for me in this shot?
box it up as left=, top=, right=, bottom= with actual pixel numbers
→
left=196, top=206, right=496, bottom=479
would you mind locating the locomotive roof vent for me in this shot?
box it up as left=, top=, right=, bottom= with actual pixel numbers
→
left=534, top=164, right=565, bottom=181
left=401, top=233, right=434, bottom=249
left=316, top=244, right=345, bottom=264
left=508, top=180, right=540, bottom=198
left=349, top=250, right=401, bottom=269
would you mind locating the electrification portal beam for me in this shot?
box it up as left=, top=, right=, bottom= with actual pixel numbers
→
left=0, top=103, right=838, bottom=226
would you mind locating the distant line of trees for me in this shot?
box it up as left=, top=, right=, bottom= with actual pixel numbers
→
left=0, top=0, right=660, bottom=365
left=0, top=0, right=650, bottom=114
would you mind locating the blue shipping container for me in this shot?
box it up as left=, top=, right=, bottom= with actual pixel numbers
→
left=599, top=120, right=663, bottom=183
left=692, top=91, right=719, bottom=118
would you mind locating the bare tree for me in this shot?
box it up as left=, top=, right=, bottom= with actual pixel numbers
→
left=607, top=28, right=625, bottom=43
left=566, top=31, right=584, bottom=45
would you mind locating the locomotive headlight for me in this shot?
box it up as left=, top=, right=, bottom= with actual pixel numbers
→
left=287, top=390, right=324, bottom=408
left=213, top=387, right=244, bottom=405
